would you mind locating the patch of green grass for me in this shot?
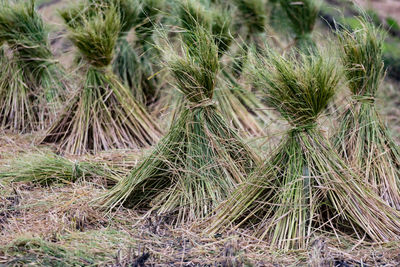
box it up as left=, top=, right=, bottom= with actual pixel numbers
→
left=386, top=16, right=400, bottom=31
left=3, top=237, right=98, bottom=266
left=366, top=9, right=381, bottom=26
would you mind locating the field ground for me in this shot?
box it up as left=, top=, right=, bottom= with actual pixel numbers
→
left=1, top=152, right=400, bottom=266
left=1, top=0, right=400, bottom=266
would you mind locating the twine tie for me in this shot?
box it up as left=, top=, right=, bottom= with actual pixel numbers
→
left=188, top=99, right=216, bottom=109
left=290, top=122, right=317, bottom=134
left=352, top=95, right=375, bottom=104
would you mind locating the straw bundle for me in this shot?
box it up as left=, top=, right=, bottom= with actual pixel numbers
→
left=99, top=27, right=259, bottom=224
left=172, top=0, right=272, bottom=136
left=0, top=1, right=68, bottom=131
left=113, top=0, right=165, bottom=105
left=232, top=0, right=266, bottom=48
left=333, top=19, right=400, bottom=209
left=60, top=0, right=164, bottom=106
left=207, top=49, right=400, bottom=250
left=280, top=0, right=320, bottom=53
left=109, top=0, right=143, bottom=102
left=0, top=46, right=37, bottom=132
left=41, top=6, right=161, bottom=155
left=230, top=0, right=267, bottom=76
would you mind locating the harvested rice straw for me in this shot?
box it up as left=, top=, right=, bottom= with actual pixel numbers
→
left=0, top=152, right=120, bottom=186
left=99, top=27, right=259, bottom=224
left=333, top=18, right=400, bottom=210
left=0, top=46, right=37, bottom=132
left=0, top=1, right=69, bottom=131
left=134, top=0, right=165, bottom=106
left=60, top=0, right=164, bottom=106
left=171, top=0, right=274, bottom=137
left=280, top=0, right=320, bottom=53
left=207, top=48, right=400, bottom=250
left=42, top=5, right=161, bottom=155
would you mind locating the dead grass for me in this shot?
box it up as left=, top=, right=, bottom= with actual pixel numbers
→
left=0, top=132, right=43, bottom=163
left=1, top=172, right=400, bottom=266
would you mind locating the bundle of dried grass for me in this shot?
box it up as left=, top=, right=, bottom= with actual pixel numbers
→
left=113, top=0, right=165, bottom=105
left=132, top=0, right=165, bottom=106
left=60, top=0, right=164, bottom=106
left=109, top=0, right=143, bottom=102
left=0, top=1, right=69, bottom=132
left=0, top=46, right=37, bottom=132
left=333, top=18, right=400, bottom=209
left=233, top=0, right=266, bottom=36
left=99, top=27, right=259, bottom=224
left=207, top=49, right=400, bottom=250
left=41, top=5, right=161, bottom=155
left=172, top=0, right=273, bottom=137
left=280, top=0, right=320, bottom=52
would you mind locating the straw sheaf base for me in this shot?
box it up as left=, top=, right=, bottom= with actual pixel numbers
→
left=0, top=52, right=54, bottom=133
left=208, top=128, right=400, bottom=250
left=99, top=105, right=259, bottom=224
left=334, top=100, right=400, bottom=210
left=41, top=67, right=162, bottom=155
left=0, top=60, right=36, bottom=132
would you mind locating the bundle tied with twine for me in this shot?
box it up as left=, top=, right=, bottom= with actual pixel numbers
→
left=280, top=0, right=320, bottom=53
left=207, top=49, right=400, bottom=250
left=171, top=0, right=273, bottom=137
left=41, top=5, right=161, bottom=155
left=0, top=1, right=69, bottom=132
left=98, top=27, right=259, bottom=224
left=333, top=18, right=400, bottom=209
left=60, top=0, right=164, bottom=106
